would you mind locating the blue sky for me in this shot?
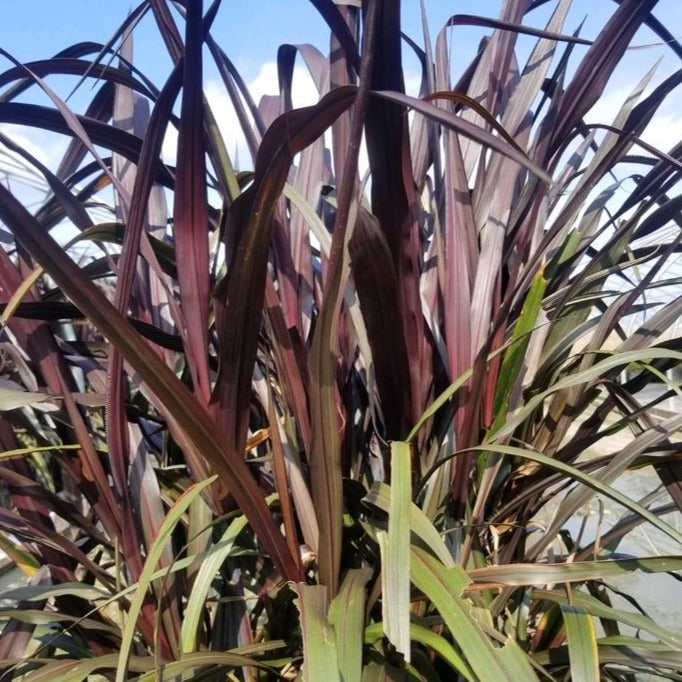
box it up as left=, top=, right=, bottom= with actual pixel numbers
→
left=2, top=1, right=680, bottom=83
left=1, top=1, right=681, bottom=171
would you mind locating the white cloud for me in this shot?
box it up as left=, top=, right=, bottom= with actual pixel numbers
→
left=0, top=124, right=55, bottom=167
left=162, top=61, right=322, bottom=170
left=404, top=72, right=422, bottom=97
left=161, top=61, right=424, bottom=179
left=161, top=125, right=178, bottom=167
left=638, top=112, right=682, bottom=156
left=583, top=76, right=682, bottom=157
left=0, top=123, right=71, bottom=177
left=0, top=124, right=70, bottom=214
left=246, top=61, right=320, bottom=108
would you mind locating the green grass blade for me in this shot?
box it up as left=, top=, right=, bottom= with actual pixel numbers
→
left=180, top=513, right=249, bottom=653
left=363, top=482, right=454, bottom=568
left=470, top=556, right=682, bottom=586
left=15, top=651, right=271, bottom=682
left=0, top=444, right=81, bottom=461
left=0, top=582, right=110, bottom=602
left=496, top=637, right=544, bottom=680
left=492, top=267, right=547, bottom=420
left=16, top=655, right=153, bottom=682
left=0, top=531, right=40, bottom=576
left=360, top=661, right=403, bottom=681
left=329, top=568, right=372, bottom=682
left=533, top=644, right=682, bottom=674
left=283, top=181, right=331, bottom=256
left=534, top=588, right=682, bottom=650
left=0, top=609, right=118, bottom=634
left=562, top=605, right=599, bottom=682
left=294, top=583, right=341, bottom=682
left=406, top=369, right=473, bottom=443
left=380, top=442, right=412, bottom=661
left=136, top=651, right=275, bottom=681
left=410, top=546, right=537, bottom=680
left=365, top=622, right=474, bottom=681
left=462, top=444, right=682, bottom=548
left=115, top=476, right=217, bottom=682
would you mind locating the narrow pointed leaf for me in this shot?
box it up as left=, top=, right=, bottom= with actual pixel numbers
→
left=116, top=476, right=217, bottom=682
left=173, top=0, right=211, bottom=401
left=410, top=546, right=537, bottom=680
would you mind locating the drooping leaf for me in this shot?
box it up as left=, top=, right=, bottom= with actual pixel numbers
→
left=410, top=546, right=538, bottom=680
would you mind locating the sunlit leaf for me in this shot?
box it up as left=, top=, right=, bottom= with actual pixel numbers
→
left=562, top=606, right=600, bottom=682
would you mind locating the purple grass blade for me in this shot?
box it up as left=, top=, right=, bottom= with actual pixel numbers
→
left=276, top=42, right=328, bottom=334
left=172, top=0, right=211, bottom=402
left=371, top=91, right=551, bottom=183
left=308, top=0, right=361, bottom=74
left=0, top=182, right=302, bottom=584
left=211, top=85, right=356, bottom=453
left=111, top=32, right=181, bottom=655
left=0, top=101, right=175, bottom=187
left=549, top=0, right=658, bottom=157
left=264, top=277, right=312, bottom=454
left=363, top=1, right=425, bottom=429
left=0, top=59, right=157, bottom=99
left=349, top=209, right=410, bottom=437
left=307, top=2, right=379, bottom=596
left=55, top=82, right=115, bottom=183
left=265, top=379, right=302, bottom=573
left=328, top=3, right=357, bottom=199
left=445, top=14, right=591, bottom=47
left=208, top=39, right=266, bottom=160
left=106, top=63, right=182, bottom=504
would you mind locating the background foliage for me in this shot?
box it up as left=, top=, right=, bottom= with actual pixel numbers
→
left=0, top=0, right=681, bottom=679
